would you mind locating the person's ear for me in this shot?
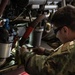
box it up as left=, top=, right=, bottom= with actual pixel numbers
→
left=63, top=26, right=69, bottom=34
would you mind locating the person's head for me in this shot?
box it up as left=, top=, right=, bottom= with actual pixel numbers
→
left=50, top=5, right=75, bottom=43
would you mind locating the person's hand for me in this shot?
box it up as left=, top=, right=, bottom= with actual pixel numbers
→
left=20, top=45, right=29, bottom=55
left=32, top=47, right=45, bottom=55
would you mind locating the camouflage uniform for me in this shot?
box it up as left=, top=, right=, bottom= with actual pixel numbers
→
left=21, top=40, right=75, bottom=75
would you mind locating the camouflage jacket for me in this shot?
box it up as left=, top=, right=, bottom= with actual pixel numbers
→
left=21, top=40, right=75, bottom=75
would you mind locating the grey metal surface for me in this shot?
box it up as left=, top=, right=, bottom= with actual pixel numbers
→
left=32, top=5, right=58, bottom=9
left=0, top=43, right=11, bottom=58
left=29, top=0, right=46, bottom=5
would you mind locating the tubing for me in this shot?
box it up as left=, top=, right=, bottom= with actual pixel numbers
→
left=19, top=14, right=46, bottom=46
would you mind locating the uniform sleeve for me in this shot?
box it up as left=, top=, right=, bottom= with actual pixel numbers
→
left=21, top=51, right=67, bottom=75
left=21, top=40, right=75, bottom=75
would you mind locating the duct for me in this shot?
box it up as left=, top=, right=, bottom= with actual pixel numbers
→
left=45, top=5, right=58, bottom=10
left=25, top=0, right=62, bottom=5
left=32, top=5, right=39, bottom=9
left=16, top=0, right=46, bottom=8
left=16, top=0, right=62, bottom=9
left=28, top=0, right=46, bottom=5
left=32, top=5, right=58, bottom=10
left=47, top=0, right=62, bottom=1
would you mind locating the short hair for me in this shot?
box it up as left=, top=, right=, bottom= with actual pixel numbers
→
left=50, top=5, right=75, bottom=31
